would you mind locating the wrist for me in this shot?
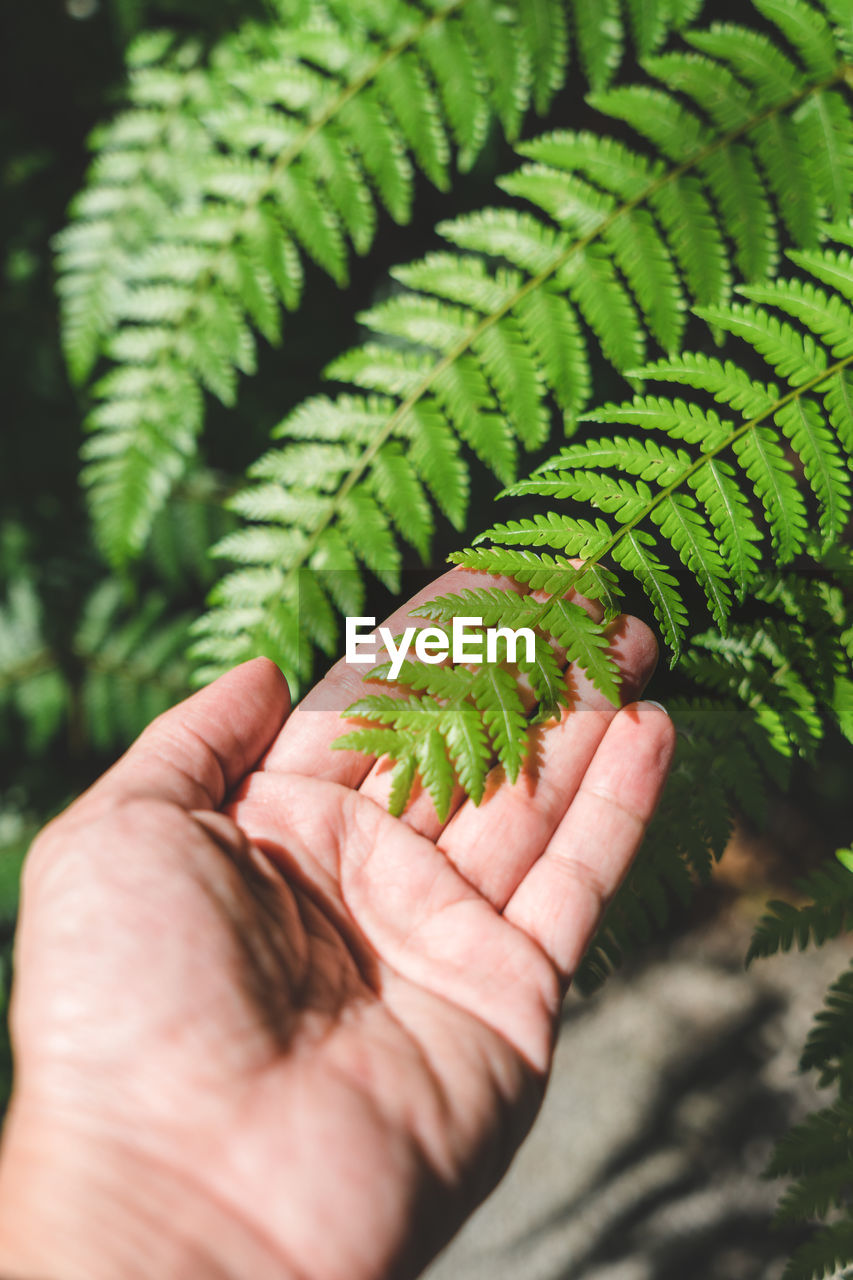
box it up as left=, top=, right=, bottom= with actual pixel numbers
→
left=0, top=1097, right=290, bottom=1280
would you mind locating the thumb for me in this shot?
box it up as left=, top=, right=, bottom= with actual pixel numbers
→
left=68, top=658, right=291, bottom=820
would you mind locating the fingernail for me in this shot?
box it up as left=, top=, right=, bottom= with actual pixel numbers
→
left=644, top=700, right=669, bottom=717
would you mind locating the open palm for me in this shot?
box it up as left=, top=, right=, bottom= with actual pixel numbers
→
left=0, top=571, right=674, bottom=1280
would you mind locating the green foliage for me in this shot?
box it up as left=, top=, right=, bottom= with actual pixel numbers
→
left=800, top=958, right=853, bottom=1087
left=74, top=580, right=194, bottom=751
left=145, top=469, right=237, bottom=589
left=58, top=0, right=580, bottom=567
left=755, top=873, right=853, bottom=1280
left=0, top=568, right=194, bottom=762
left=580, top=558, right=853, bottom=990
left=13, top=2, right=853, bottom=1274
left=197, top=0, right=853, bottom=697
left=747, top=857, right=853, bottom=962
left=0, top=577, right=68, bottom=754
left=200, top=228, right=853, bottom=818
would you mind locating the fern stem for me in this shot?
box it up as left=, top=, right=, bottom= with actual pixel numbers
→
left=275, top=62, right=851, bottom=599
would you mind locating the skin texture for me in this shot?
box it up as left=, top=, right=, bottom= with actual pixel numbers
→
left=0, top=569, right=675, bottom=1280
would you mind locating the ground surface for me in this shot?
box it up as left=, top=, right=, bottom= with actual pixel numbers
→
left=425, top=903, right=851, bottom=1280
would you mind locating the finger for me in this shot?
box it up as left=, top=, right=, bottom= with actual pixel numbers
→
left=261, top=566, right=538, bottom=787
left=434, top=616, right=660, bottom=902
left=502, top=701, right=675, bottom=985
left=67, top=658, right=291, bottom=820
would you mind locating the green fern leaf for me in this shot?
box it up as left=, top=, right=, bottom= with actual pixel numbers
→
left=731, top=426, right=809, bottom=560
left=799, top=959, right=853, bottom=1082
left=611, top=529, right=688, bottom=658
left=61, top=0, right=574, bottom=567
left=588, top=85, right=710, bottom=162
left=650, top=177, right=731, bottom=307
left=796, top=89, right=853, bottom=220
left=822, top=368, right=853, bottom=458
left=513, top=283, right=591, bottom=419
left=686, top=23, right=805, bottom=106
left=604, top=209, right=686, bottom=353
left=687, top=459, right=763, bottom=596
left=782, top=1220, right=853, bottom=1280
left=643, top=51, right=755, bottom=131
left=388, top=753, right=418, bottom=818
left=634, top=354, right=777, bottom=417
left=747, top=861, right=853, bottom=962
left=740, top=276, right=853, bottom=359
left=574, top=0, right=623, bottom=92
left=754, top=0, right=839, bottom=78
left=417, top=725, right=456, bottom=822
left=624, top=0, right=672, bottom=57
left=695, top=302, right=827, bottom=385
left=768, top=1101, right=853, bottom=1178
left=471, top=663, right=527, bottom=783
left=560, top=245, right=646, bottom=372
left=774, top=396, right=851, bottom=539
left=699, top=145, right=779, bottom=282
left=581, top=395, right=732, bottom=447
left=540, top=597, right=621, bottom=705
left=650, top=493, right=732, bottom=631
left=442, top=699, right=491, bottom=805
left=517, top=0, right=569, bottom=114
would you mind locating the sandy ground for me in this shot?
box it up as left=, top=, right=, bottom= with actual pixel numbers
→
left=424, top=904, right=851, bottom=1280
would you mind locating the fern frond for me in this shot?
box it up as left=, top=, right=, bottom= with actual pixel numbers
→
left=61, top=0, right=575, bottom=567
left=74, top=580, right=193, bottom=750
left=338, top=349, right=852, bottom=821
left=781, top=1219, right=853, bottom=1280
left=145, top=468, right=237, bottom=589
left=768, top=1100, right=853, bottom=1179
left=0, top=577, right=68, bottom=754
left=747, top=859, right=853, bottom=962
left=198, top=12, right=853, bottom=689
left=799, top=960, right=853, bottom=1085
left=766, top=891, right=853, bottom=1280
left=448, top=239, right=853, bottom=670
left=775, top=1162, right=853, bottom=1225
left=577, top=563, right=852, bottom=991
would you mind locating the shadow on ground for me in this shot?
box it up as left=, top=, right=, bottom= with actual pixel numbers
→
left=424, top=910, right=847, bottom=1280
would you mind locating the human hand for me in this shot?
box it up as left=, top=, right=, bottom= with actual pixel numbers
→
left=0, top=570, right=674, bottom=1280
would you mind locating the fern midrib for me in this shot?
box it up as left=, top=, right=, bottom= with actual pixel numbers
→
left=278, top=62, right=850, bottom=599
left=119, top=0, right=468, bottom=386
